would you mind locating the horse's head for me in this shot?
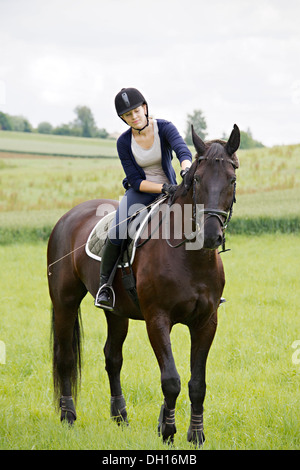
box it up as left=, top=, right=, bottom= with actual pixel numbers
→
left=186, top=124, right=240, bottom=250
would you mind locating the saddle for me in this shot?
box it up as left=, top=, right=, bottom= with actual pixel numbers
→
left=86, top=211, right=129, bottom=265
left=85, top=197, right=165, bottom=307
left=85, top=197, right=165, bottom=265
left=86, top=211, right=136, bottom=267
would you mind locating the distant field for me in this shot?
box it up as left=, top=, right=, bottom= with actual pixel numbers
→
left=0, top=130, right=118, bottom=157
left=236, top=144, right=300, bottom=194
left=1, top=130, right=299, bottom=189
left=0, top=132, right=299, bottom=242
left=0, top=155, right=123, bottom=212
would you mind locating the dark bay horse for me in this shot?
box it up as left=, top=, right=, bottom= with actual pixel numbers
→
left=47, top=125, right=240, bottom=447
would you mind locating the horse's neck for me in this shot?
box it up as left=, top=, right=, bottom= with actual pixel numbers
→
left=173, top=191, right=195, bottom=236
left=169, top=193, right=219, bottom=265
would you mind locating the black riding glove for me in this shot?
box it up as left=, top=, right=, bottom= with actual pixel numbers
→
left=180, top=167, right=191, bottom=179
left=162, top=183, right=178, bottom=196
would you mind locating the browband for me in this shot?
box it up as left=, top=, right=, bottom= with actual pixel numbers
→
left=198, top=155, right=237, bottom=169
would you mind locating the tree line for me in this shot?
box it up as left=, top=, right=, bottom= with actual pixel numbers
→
left=0, top=106, right=109, bottom=139
left=0, top=106, right=264, bottom=149
left=184, top=109, right=264, bottom=149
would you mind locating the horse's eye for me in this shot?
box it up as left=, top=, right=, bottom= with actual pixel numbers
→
left=194, top=175, right=201, bottom=183
left=230, top=177, right=236, bottom=185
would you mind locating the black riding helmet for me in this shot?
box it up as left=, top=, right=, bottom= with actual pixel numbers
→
left=115, top=88, right=149, bottom=133
left=115, top=87, right=148, bottom=117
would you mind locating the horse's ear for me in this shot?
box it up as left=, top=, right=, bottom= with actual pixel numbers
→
left=191, top=125, right=206, bottom=156
left=225, top=124, right=240, bottom=155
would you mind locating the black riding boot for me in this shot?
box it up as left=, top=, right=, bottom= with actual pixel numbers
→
left=94, top=238, right=121, bottom=310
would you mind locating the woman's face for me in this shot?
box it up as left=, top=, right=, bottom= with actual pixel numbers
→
left=121, top=104, right=147, bottom=129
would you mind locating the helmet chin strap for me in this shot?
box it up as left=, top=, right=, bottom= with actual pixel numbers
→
left=131, top=116, right=149, bottom=134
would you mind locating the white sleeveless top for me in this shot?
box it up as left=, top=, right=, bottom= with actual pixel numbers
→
left=131, top=120, right=170, bottom=185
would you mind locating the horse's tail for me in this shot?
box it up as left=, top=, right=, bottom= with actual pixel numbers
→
left=50, top=304, right=83, bottom=407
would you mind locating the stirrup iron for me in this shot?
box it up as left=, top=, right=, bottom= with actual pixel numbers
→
left=95, top=283, right=116, bottom=311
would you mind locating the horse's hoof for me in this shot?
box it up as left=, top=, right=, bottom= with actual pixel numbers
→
left=187, top=409, right=205, bottom=448
left=187, top=428, right=205, bottom=448
left=158, top=403, right=176, bottom=444
left=110, top=394, right=129, bottom=426
left=60, top=396, right=77, bottom=425
left=111, top=410, right=129, bottom=426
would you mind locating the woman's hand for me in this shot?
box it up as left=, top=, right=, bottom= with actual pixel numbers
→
left=180, top=159, right=191, bottom=178
left=161, top=183, right=178, bottom=196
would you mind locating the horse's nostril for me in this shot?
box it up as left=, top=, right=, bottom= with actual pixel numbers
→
left=217, top=234, right=223, bottom=246
left=204, top=233, right=223, bottom=250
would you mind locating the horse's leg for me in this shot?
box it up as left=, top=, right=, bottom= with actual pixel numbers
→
left=145, top=314, right=180, bottom=443
left=103, top=312, right=129, bottom=425
left=51, top=283, right=86, bottom=425
left=187, top=312, right=217, bottom=447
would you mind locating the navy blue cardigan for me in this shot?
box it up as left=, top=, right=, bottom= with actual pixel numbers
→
left=116, top=119, right=192, bottom=191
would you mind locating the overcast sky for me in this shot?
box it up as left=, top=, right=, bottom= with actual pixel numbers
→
left=1, top=0, right=299, bottom=146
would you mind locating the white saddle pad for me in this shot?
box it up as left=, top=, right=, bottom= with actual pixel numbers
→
left=85, top=198, right=164, bottom=267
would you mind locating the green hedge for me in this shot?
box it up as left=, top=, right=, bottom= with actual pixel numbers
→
left=0, top=216, right=299, bottom=245
left=228, top=216, right=300, bottom=235
left=0, top=226, right=52, bottom=244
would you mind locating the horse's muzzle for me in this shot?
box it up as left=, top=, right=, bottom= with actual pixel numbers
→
left=203, top=216, right=224, bottom=250
left=203, top=233, right=223, bottom=250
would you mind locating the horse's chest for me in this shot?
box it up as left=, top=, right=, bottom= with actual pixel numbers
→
left=137, top=248, right=223, bottom=320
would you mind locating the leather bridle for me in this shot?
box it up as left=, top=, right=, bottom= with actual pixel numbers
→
left=166, top=155, right=237, bottom=251
left=192, top=155, right=237, bottom=252
left=136, top=155, right=237, bottom=252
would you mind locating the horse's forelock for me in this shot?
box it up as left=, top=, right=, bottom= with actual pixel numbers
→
left=204, top=140, right=239, bottom=168
left=204, top=141, right=226, bottom=160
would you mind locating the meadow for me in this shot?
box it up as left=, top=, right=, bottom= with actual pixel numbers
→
left=0, top=131, right=299, bottom=241
left=0, top=236, right=299, bottom=450
left=0, top=131, right=299, bottom=450
left=0, top=130, right=118, bottom=157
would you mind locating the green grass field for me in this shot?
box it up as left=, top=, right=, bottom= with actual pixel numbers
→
left=0, top=132, right=299, bottom=449
left=0, top=134, right=299, bottom=243
left=0, top=235, right=299, bottom=450
left=0, top=130, right=118, bottom=157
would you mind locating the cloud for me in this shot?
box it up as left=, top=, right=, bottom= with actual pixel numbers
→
left=1, top=0, right=300, bottom=146
left=29, top=54, right=104, bottom=107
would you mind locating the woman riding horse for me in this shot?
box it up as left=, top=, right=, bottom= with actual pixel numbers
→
left=95, top=87, right=193, bottom=310
left=48, top=118, right=240, bottom=445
